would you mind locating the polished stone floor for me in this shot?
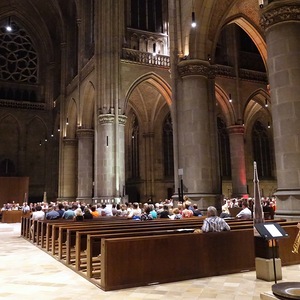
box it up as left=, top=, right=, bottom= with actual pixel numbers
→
left=1, top=222, right=300, bottom=300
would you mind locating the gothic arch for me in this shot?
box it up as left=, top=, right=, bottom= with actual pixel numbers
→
left=65, top=97, right=78, bottom=138
left=215, top=84, right=236, bottom=126
left=81, top=81, right=95, bottom=129
left=124, top=72, right=172, bottom=111
left=243, top=88, right=271, bottom=133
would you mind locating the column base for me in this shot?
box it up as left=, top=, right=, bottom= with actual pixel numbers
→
left=76, top=197, right=93, bottom=204
left=274, top=189, right=300, bottom=220
left=255, top=257, right=282, bottom=281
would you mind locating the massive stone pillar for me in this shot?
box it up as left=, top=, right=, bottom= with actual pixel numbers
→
left=94, top=114, right=126, bottom=201
left=77, top=129, right=94, bottom=203
left=261, top=2, right=300, bottom=218
left=177, top=59, right=220, bottom=209
left=59, top=139, right=77, bottom=201
left=227, top=125, right=248, bottom=198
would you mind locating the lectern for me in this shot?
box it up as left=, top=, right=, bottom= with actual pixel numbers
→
left=254, top=223, right=288, bottom=284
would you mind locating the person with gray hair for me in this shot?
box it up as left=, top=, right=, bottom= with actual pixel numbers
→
left=201, top=206, right=231, bottom=232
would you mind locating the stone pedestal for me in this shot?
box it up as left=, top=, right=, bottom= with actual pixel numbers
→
left=255, top=257, right=282, bottom=281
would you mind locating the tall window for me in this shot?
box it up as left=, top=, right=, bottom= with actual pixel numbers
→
left=252, top=121, right=273, bottom=178
left=163, top=113, right=174, bottom=177
left=130, top=0, right=163, bottom=33
left=217, top=118, right=231, bottom=179
left=85, top=0, right=94, bottom=60
left=131, top=114, right=140, bottom=178
left=0, top=21, right=38, bottom=102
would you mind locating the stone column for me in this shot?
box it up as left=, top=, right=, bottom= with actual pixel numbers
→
left=76, top=129, right=94, bottom=203
left=261, top=2, right=300, bottom=218
left=177, top=59, right=220, bottom=209
left=94, top=114, right=127, bottom=202
left=59, top=139, right=77, bottom=201
left=227, top=125, right=248, bottom=198
left=118, top=115, right=127, bottom=199
left=94, top=114, right=115, bottom=201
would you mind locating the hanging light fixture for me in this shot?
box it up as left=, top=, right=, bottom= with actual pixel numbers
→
left=6, top=17, right=12, bottom=32
left=258, top=0, right=264, bottom=9
left=229, top=93, right=232, bottom=103
left=268, top=122, right=271, bottom=129
left=66, top=117, right=69, bottom=125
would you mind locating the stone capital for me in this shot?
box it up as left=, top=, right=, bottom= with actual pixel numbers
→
left=227, top=125, right=245, bottom=135
left=260, top=4, right=300, bottom=31
left=98, top=114, right=115, bottom=125
left=118, top=115, right=127, bottom=126
left=63, top=138, right=77, bottom=146
left=76, top=128, right=94, bottom=139
left=178, top=59, right=215, bottom=79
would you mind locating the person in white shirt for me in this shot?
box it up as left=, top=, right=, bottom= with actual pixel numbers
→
left=236, top=201, right=252, bottom=219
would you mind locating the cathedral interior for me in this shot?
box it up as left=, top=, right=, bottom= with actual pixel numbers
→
left=0, top=0, right=299, bottom=219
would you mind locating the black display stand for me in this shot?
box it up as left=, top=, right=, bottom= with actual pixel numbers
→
left=254, top=223, right=288, bottom=284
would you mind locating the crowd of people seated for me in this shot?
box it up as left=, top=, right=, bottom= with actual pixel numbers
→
left=0, top=195, right=276, bottom=222
left=220, top=196, right=276, bottom=220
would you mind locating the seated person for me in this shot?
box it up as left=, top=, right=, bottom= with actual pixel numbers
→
left=201, top=206, right=230, bottom=232
left=46, top=205, right=60, bottom=220
left=192, top=204, right=202, bottom=217
left=83, top=207, right=93, bottom=219
left=74, top=208, right=84, bottom=221
left=159, top=205, right=170, bottom=218
left=236, top=201, right=252, bottom=219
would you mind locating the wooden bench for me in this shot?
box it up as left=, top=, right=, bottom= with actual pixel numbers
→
left=99, top=222, right=300, bottom=291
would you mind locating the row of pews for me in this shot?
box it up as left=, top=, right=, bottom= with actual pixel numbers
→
left=21, top=216, right=300, bottom=291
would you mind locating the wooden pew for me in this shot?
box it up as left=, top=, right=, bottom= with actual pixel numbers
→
left=100, top=229, right=255, bottom=291
left=99, top=222, right=300, bottom=291
left=83, top=220, right=270, bottom=279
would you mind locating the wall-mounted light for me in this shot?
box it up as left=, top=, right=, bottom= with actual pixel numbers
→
left=6, top=17, right=12, bottom=32
left=259, top=0, right=264, bottom=9
left=66, top=117, right=69, bottom=125
left=191, top=11, right=196, bottom=28
left=229, top=93, right=232, bottom=103
left=265, top=98, right=268, bottom=107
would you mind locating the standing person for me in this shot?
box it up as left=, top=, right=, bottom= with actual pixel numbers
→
left=201, top=206, right=230, bottom=232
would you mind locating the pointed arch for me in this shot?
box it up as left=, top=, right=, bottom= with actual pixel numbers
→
left=65, top=97, right=78, bottom=138
left=81, top=81, right=95, bottom=129
left=124, top=72, right=172, bottom=111
left=243, top=88, right=271, bottom=132
left=215, top=84, right=236, bottom=126
left=231, top=17, right=267, bottom=71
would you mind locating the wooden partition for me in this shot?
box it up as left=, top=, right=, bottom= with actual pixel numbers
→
left=0, top=177, right=29, bottom=207
left=2, top=211, right=30, bottom=223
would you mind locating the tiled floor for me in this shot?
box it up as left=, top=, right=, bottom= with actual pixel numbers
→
left=1, top=222, right=300, bottom=300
